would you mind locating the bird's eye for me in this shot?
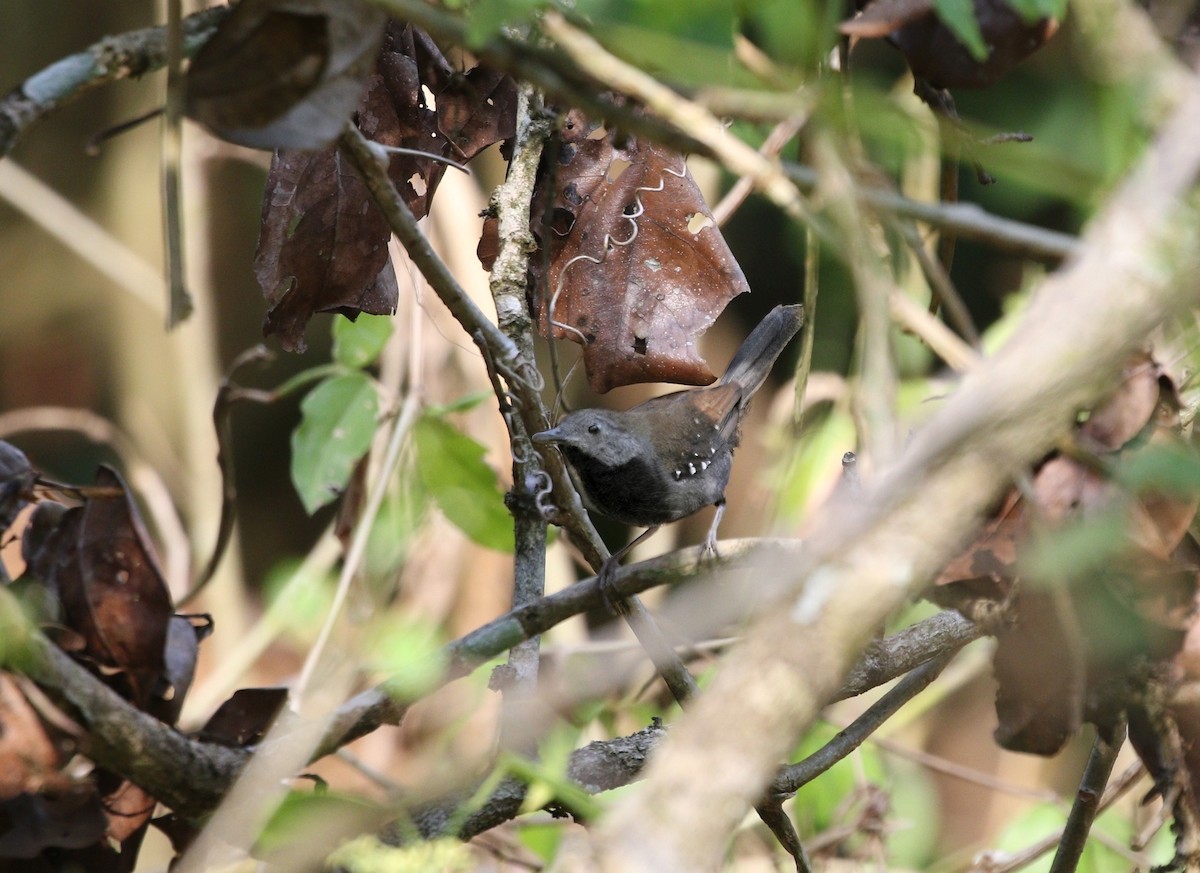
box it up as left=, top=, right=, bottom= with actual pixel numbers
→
left=587, top=423, right=601, bottom=434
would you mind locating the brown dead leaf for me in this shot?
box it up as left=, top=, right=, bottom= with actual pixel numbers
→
left=840, top=0, right=932, bottom=38
left=534, top=110, right=750, bottom=392
left=23, top=468, right=173, bottom=709
left=101, top=780, right=156, bottom=844
left=1081, top=352, right=1161, bottom=450
left=0, top=675, right=64, bottom=800
left=186, top=0, right=386, bottom=150
left=255, top=143, right=399, bottom=353
left=255, top=23, right=514, bottom=351
left=992, top=590, right=1084, bottom=755
left=933, top=487, right=1022, bottom=598
left=934, top=351, right=1200, bottom=759
left=195, top=687, right=289, bottom=747
left=848, top=0, right=1058, bottom=90
left=0, top=786, right=108, bottom=860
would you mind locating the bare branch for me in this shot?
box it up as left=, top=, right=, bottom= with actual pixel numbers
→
left=0, top=6, right=229, bottom=157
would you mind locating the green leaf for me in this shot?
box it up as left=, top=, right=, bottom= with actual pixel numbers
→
left=1115, top=442, right=1200, bottom=497
left=327, top=835, right=474, bottom=873
left=425, top=390, right=493, bottom=417
left=932, top=0, right=988, bottom=60
left=257, top=791, right=386, bottom=857
left=291, top=373, right=379, bottom=514
left=262, top=558, right=337, bottom=641
left=365, top=617, right=446, bottom=700
left=414, top=414, right=514, bottom=551
left=465, top=0, right=549, bottom=46
left=1005, top=0, right=1066, bottom=23
left=332, top=313, right=393, bottom=369
left=575, top=0, right=742, bottom=87
left=517, top=822, right=564, bottom=863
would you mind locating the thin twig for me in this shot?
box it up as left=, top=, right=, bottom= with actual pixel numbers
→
left=774, top=649, right=958, bottom=795
left=181, top=345, right=273, bottom=606
left=888, top=291, right=979, bottom=373
left=0, top=6, right=229, bottom=157
left=712, top=115, right=809, bottom=227
left=895, top=220, right=980, bottom=348
left=973, top=759, right=1146, bottom=873
left=162, top=0, right=192, bottom=326
left=1049, top=720, right=1128, bottom=873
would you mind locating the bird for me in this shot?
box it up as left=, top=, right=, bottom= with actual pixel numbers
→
left=533, top=303, right=804, bottom=586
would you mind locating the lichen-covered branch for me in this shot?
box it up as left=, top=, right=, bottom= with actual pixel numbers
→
left=0, top=6, right=228, bottom=157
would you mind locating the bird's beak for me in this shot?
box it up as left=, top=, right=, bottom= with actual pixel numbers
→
left=531, top=427, right=562, bottom=445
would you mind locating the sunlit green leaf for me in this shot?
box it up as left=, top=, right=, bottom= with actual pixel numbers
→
left=257, top=790, right=387, bottom=857
left=364, top=477, right=428, bottom=579
left=776, top=406, right=856, bottom=523
left=996, top=800, right=1142, bottom=873
left=1005, top=0, right=1066, bottom=23
left=1115, top=442, right=1200, bottom=497
left=364, top=617, right=446, bottom=700
left=425, top=390, right=493, bottom=416
left=327, top=834, right=473, bottom=873
left=517, top=821, right=564, bottom=863
left=575, top=0, right=742, bottom=86
left=885, top=759, right=940, bottom=867
left=262, top=558, right=337, bottom=641
left=464, top=0, right=549, bottom=46
left=932, top=0, right=988, bottom=60
left=414, top=414, right=514, bottom=551
left=332, top=314, right=393, bottom=369
left=291, top=373, right=379, bottom=514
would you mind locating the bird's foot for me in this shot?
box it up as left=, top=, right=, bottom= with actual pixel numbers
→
left=698, top=501, right=726, bottom=568
left=699, top=531, right=721, bottom=564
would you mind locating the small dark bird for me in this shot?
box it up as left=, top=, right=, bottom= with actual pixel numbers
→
left=533, top=303, right=804, bottom=581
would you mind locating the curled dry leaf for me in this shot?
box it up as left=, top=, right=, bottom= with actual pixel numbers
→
left=0, top=674, right=67, bottom=800
left=194, top=687, right=290, bottom=747
left=0, top=786, right=108, bottom=860
left=255, top=140, right=399, bottom=352
left=256, top=22, right=516, bottom=351
left=0, top=440, right=35, bottom=531
left=843, top=0, right=1059, bottom=90
left=22, top=467, right=174, bottom=710
left=532, top=110, right=751, bottom=393
left=186, top=0, right=387, bottom=150
left=934, top=352, right=1200, bottom=756
left=991, top=590, right=1083, bottom=755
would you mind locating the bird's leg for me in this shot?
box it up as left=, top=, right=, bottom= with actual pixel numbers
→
left=701, top=500, right=726, bottom=562
left=598, top=525, right=661, bottom=613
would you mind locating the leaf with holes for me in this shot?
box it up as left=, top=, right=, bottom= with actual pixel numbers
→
left=255, top=23, right=514, bottom=352
left=291, top=373, right=379, bottom=514
left=532, top=109, right=749, bottom=392
left=414, top=415, right=513, bottom=552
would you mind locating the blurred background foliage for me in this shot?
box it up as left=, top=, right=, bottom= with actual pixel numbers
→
left=0, top=0, right=1182, bottom=869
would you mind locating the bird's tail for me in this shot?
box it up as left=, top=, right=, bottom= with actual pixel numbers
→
left=719, top=303, right=805, bottom=394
